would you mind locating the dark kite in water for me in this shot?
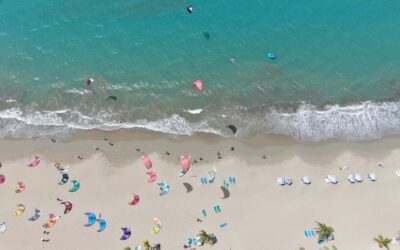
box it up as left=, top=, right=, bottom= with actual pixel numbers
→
left=226, top=125, right=237, bottom=134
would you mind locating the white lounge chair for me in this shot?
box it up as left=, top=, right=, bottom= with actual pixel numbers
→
left=277, top=177, right=285, bottom=186
left=347, top=174, right=356, bottom=183
left=368, top=173, right=377, bottom=181
left=354, top=174, right=363, bottom=182
left=302, top=176, right=311, bottom=185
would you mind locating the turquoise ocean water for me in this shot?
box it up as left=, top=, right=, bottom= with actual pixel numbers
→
left=1, top=0, right=400, bottom=142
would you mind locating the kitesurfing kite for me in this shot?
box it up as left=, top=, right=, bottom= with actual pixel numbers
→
left=128, top=194, right=140, bottom=206
left=15, top=182, right=25, bottom=193
left=0, top=222, right=5, bottom=236
left=69, top=180, right=80, bottom=192
left=27, top=155, right=41, bottom=167
left=146, top=171, right=157, bottom=183
left=150, top=218, right=162, bottom=235
left=226, top=125, right=237, bottom=134
left=142, top=155, right=152, bottom=169
left=221, top=186, right=230, bottom=199
left=61, top=201, right=73, bottom=214
left=158, top=182, right=170, bottom=196
left=43, top=214, right=60, bottom=228
left=183, top=182, right=193, bottom=193
left=14, top=204, right=25, bottom=216
left=97, top=214, right=107, bottom=232
left=84, top=212, right=96, bottom=227
left=192, top=80, right=204, bottom=93
left=86, top=78, right=94, bottom=86
left=58, top=173, right=69, bottom=185
left=187, top=5, right=193, bottom=14
left=28, top=208, right=41, bottom=221
left=0, top=174, right=5, bottom=185
left=120, top=227, right=131, bottom=240
left=179, top=155, right=191, bottom=176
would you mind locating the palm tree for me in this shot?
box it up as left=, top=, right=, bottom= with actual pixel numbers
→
left=123, top=247, right=131, bottom=250
left=315, top=222, right=335, bottom=243
left=374, top=235, right=391, bottom=249
left=142, top=240, right=151, bottom=250
left=197, top=230, right=217, bottom=245
left=299, top=247, right=306, bottom=250
left=198, top=230, right=210, bottom=244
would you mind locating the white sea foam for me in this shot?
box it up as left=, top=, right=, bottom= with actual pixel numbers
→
left=184, top=109, right=203, bottom=114
left=0, top=101, right=400, bottom=142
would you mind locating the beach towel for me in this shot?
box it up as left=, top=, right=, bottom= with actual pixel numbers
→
left=220, top=223, right=228, bottom=228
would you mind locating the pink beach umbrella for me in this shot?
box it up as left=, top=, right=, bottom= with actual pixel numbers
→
left=180, top=155, right=191, bottom=172
left=86, top=78, right=94, bottom=86
left=0, top=174, right=5, bottom=185
left=192, top=80, right=204, bottom=93
left=141, top=155, right=153, bottom=169
left=146, top=171, right=157, bottom=183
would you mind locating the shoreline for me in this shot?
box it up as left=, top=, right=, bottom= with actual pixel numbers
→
left=1, top=131, right=400, bottom=249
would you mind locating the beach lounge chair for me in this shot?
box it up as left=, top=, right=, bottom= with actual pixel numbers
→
left=219, top=223, right=227, bottom=228
left=277, top=177, right=285, bottom=186
left=301, top=176, right=311, bottom=185
left=202, top=209, right=207, bottom=217
left=347, top=174, right=356, bottom=183
left=213, top=205, right=221, bottom=214
left=355, top=174, right=363, bottom=182
left=304, top=229, right=316, bottom=238
left=368, top=173, right=377, bottom=181
left=200, top=177, right=208, bottom=184
left=229, top=177, right=236, bottom=184
left=284, top=177, right=293, bottom=185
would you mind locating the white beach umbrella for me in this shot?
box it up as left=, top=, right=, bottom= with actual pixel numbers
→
left=284, top=177, right=293, bottom=185
left=328, top=175, right=338, bottom=184
left=347, top=174, right=356, bottom=183
left=277, top=177, right=285, bottom=186
left=302, top=176, right=311, bottom=184
left=354, top=174, right=363, bottom=182
left=0, top=222, right=6, bottom=235
left=368, top=173, right=377, bottom=181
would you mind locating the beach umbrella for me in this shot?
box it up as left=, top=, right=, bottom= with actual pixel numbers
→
left=58, top=173, right=69, bottom=185
left=150, top=218, right=162, bottom=235
left=192, top=80, right=204, bottom=93
left=368, top=173, right=377, bottom=181
left=84, top=212, right=96, bottom=227
left=120, top=227, right=131, bottom=240
left=207, top=168, right=217, bottom=183
left=15, top=182, right=26, bottom=193
left=0, top=222, right=5, bottom=236
left=348, top=174, right=356, bottom=183
left=69, top=180, right=80, bottom=192
left=43, top=214, right=60, bottom=228
left=61, top=201, right=73, bottom=214
left=128, top=194, right=140, bottom=206
left=284, top=177, right=293, bottom=185
left=301, top=176, right=311, bottom=185
left=14, top=204, right=25, bottom=216
left=0, top=174, right=5, bottom=185
left=141, top=155, right=152, bottom=169
left=355, top=174, right=363, bottom=182
left=28, top=208, right=41, bottom=221
left=97, top=214, right=107, bottom=232
left=146, top=171, right=157, bottom=183
left=277, top=177, right=285, bottom=186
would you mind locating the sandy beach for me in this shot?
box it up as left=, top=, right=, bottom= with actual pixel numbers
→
left=1, top=131, right=400, bottom=250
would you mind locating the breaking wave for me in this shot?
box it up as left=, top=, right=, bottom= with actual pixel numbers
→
left=0, top=101, right=400, bottom=143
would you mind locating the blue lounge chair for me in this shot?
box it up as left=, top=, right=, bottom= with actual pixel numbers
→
left=304, top=229, right=316, bottom=238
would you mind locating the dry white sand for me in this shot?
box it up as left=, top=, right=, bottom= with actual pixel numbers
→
left=1, top=132, right=400, bottom=250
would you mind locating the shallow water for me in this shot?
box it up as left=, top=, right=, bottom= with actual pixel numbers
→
left=1, top=0, right=400, bottom=142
